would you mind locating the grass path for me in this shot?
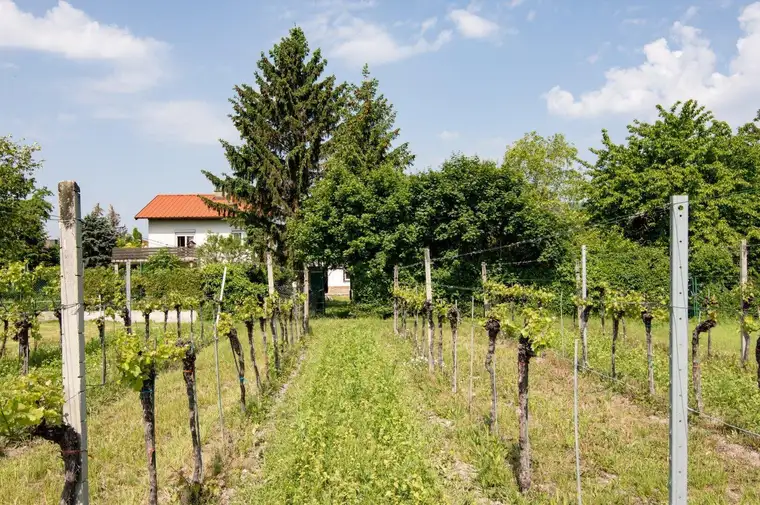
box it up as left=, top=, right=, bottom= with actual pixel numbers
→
left=235, top=318, right=471, bottom=504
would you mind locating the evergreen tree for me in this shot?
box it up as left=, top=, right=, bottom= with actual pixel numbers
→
left=202, top=27, right=344, bottom=260
left=0, top=136, right=52, bottom=267
left=82, top=205, right=117, bottom=268
left=107, top=204, right=127, bottom=237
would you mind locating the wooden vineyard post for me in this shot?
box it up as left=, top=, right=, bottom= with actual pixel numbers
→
left=212, top=267, right=228, bottom=446
left=125, top=259, right=132, bottom=334
left=393, top=265, right=399, bottom=336
left=58, top=181, right=89, bottom=505
left=669, top=195, right=689, bottom=505
left=740, top=239, right=749, bottom=364
left=424, top=248, right=434, bottom=373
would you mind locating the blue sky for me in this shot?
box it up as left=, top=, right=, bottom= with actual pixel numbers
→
left=1, top=0, right=759, bottom=237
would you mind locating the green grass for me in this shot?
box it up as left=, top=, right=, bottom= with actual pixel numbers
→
left=0, top=316, right=302, bottom=504
left=238, top=319, right=446, bottom=504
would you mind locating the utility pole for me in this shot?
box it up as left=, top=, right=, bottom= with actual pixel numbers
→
left=669, top=195, right=689, bottom=505
left=424, top=248, right=434, bottom=373
left=58, top=181, right=89, bottom=504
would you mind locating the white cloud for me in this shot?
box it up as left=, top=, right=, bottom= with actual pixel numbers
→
left=309, top=11, right=452, bottom=66
left=0, top=0, right=168, bottom=92
left=439, top=130, right=460, bottom=140
left=545, top=2, right=760, bottom=123
left=135, top=101, right=237, bottom=145
left=527, top=10, right=536, bottom=22
left=448, top=7, right=500, bottom=39
left=684, top=5, right=699, bottom=21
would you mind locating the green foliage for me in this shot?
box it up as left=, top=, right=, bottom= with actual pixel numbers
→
left=143, top=249, right=183, bottom=274
left=0, top=372, right=62, bottom=439
left=82, top=205, right=118, bottom=268
left=83, top=267, right=123, bottom=317
left=585, top=100, right=760, bottom=285
left=0, top=262, right=42, bottom=340
left=0, top=136, right=53, bottom=268
left=196, top=234, right=255, bottom=265
left=116, top=227, right=143, bottom=248
left=486, top=282, right=556, bottom=352
left=113, top=331, right=185, bottom=391
left=202, top=27, right=344, bottom=261
left=217, top=312, right=235, bottom=338
left=200, top=263, right=266, bottom=312
left=604, top=290, right=642, bottom=319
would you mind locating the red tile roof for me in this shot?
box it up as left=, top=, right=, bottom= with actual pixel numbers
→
left=135, top=194, right=232, bottom=220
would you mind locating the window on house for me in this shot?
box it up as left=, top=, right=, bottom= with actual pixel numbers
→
left=176, top=235, right=194, bottom=248
left=343, top=269, right=350, bottom=283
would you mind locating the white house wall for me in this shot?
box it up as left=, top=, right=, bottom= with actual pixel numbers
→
left=147, top=219, right=239, bottom=248
left=327, top=267, right=350, bottom=296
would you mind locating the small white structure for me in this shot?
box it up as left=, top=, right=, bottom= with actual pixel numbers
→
left=135, top=193, right=350, bottom=294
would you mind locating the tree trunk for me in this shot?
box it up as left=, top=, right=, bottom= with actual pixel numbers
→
left=97, top=317, right=106, bottom=385
left=270, top=311, right=280, bottom=373
left=259, top=318, right=269, bottom=381
left=517, top=336, right=534, bottom=493
left=246, top=321, right=262, bottom=393
left=227, top=328, right=246, bottom=414
left=181, top=347, right=203, bottom=485
left=143, top=312, right=151, bottom=342
left=692, top=319, right=716, bottom=412
left=0, top=319, right=8, bottom=358
left=707, top=327, right=713, bottom=358
left=122, top=306, right=132, bottom=335
left=140, top=369, right=158, bottom=505
left=176, top=306, right=181, bottom=339
left=484, top=318, right=500, bottom=434
left=163, top=310, right=169, bottom=334
left=611, top=317, right=619, bottom=379
left=642, top=312, right=655, bottom=396
left=437, top=314, right=444, bottom=371
left=32, top=420, right=83, bottom=505
left=449, top=307, right=459, bottom=393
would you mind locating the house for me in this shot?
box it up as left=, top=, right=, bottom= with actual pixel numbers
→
left=131, top=193, right=350, bottom=298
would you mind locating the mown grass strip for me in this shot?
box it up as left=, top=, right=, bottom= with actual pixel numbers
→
left=241, top=319, right=444, bottom=504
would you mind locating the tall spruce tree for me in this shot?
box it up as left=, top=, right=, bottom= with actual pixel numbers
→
left=202, top=27, right=343, bottom=260
left=82, top=205, right=117, bottom=268
left=290, top=66, right=414, bottom=300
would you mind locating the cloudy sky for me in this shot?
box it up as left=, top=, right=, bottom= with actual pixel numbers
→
left=1, top=0, right=759, bottom=235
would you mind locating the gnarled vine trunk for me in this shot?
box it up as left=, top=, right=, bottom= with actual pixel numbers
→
left=245, top=321, right=262, bottom=393
left=580, top=306, right=591, bottom=370
left=517, top=335, right=536, bottom=493
left=641, top=311, right=655, bottom=395
left=140, top=367, right=158, bottom=505
left=401, top=304, right=407, bottom=339
left=96, top=317, right=106, bottom=385
left=692, top=318, right=717, bottom=413
left=484, top=318, right=500, bottom=434
left=17, top=317, right=31, bottom=375
left=55, top=308, right=62, bottom=348
left=437, top=314, right=444, bottom=371
left=707, top=327, right=713, bottom=358
left=181, top=346, right=202, bottom=485
left=413, top=312, right=419, bottom=356
left=163, top=310, right=169, bottom=334
left=175, top=306, right=182, bottom=339
left=449, top=306, right=459, bottom=393
left=122, top=306, right=132, bottom=335
left=280, top=311, right=289, bottom=353
left=32, top=420, right=83, bottom=505
left=259, top=317, right=269, bottom=381
left=228, top=328, right=246, bottom=414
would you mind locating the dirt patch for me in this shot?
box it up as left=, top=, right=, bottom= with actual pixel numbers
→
left=714, top=438, right=760, bottom=468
